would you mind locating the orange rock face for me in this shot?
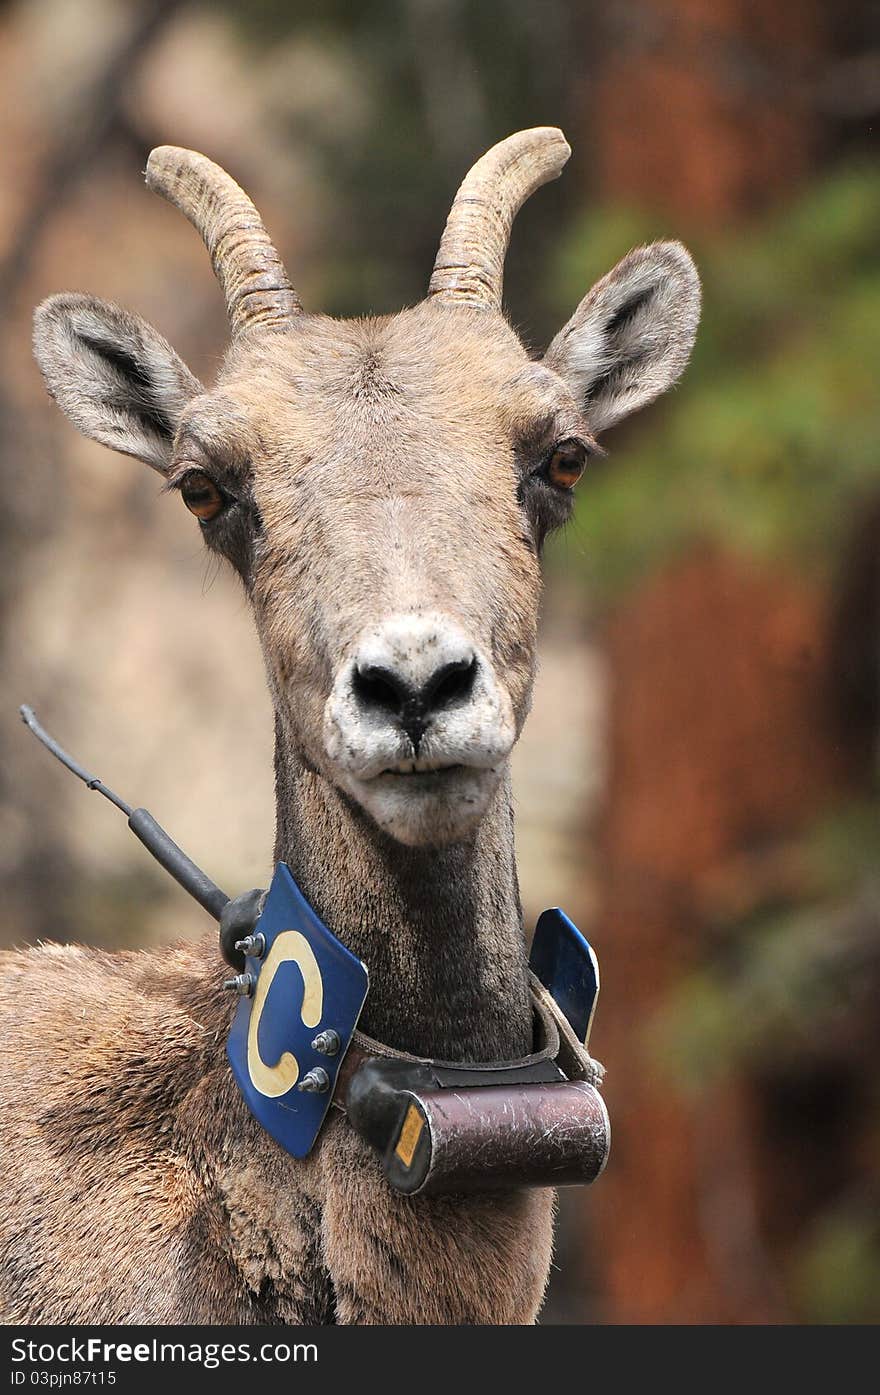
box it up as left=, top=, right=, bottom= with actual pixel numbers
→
left=589, top=548, right=846, bottom=1323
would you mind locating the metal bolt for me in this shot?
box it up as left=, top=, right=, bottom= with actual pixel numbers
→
left=223, top=972, right=256, bottom=996
left=298, top=1067, right=331, bottom=1094
left=311, top=1029, right=341, bottom=1056
left=235, top=933, right=265, bottom=959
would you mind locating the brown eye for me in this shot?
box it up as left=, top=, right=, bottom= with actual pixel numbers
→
left=545, top=440, right=588, bottom=490
left=180, top=470, right=225, bottom=522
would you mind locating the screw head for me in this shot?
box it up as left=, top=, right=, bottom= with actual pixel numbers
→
left=311, top=1029, right=341, bottom=1056
left=223, top=972, right=256, bottom=996
left=298, top=1067, right=331, bottom=1094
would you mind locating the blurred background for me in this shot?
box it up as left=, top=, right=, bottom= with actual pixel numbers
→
left=0, top=0, right=877, bottom=1323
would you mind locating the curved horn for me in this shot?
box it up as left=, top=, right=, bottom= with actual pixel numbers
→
left=427, top=127, right=571, bottom=311
left=146, top=146, right=301, bottom=337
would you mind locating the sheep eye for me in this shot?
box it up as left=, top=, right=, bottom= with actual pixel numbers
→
left=544, top=439, right=588, bottom=491
left=180, top=470, right=225, bottom=522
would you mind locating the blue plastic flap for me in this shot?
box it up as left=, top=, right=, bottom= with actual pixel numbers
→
left=226, top=862, right=369, bottom=1158
left=529, top=907, right=600, bottom=1047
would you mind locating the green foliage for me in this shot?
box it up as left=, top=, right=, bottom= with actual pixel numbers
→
left=546, top=166, right=880, bottom=601
left=652, top=799, right=880, bottom=1089
left=651, top=889, right=880, bottom=1089
left=793, top=1201, right=880, bottom=1324
left=648, top=796, right=880, bottom=1322
left=808, top=799, right=880, bottom=891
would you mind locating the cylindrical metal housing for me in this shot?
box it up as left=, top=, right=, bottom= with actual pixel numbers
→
left=382, top=1080, right=610, bottom=1196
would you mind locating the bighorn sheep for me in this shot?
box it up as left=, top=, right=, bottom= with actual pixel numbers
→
left=2, top=129, right=699, bottom=1324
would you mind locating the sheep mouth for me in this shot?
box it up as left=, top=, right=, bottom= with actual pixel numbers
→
left=379, top=762, right=465, bottom=778
left=339, top=761, right=502, bottom=846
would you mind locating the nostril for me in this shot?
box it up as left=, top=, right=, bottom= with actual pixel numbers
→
left=349, top=649, right=479, bottom=757
left=424, top=656, right=478, bottom=711
left=352, top=664, right=410, bottom=716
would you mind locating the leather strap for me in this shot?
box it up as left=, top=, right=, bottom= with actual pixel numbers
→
left=332, top=972, right=603, bottom=1112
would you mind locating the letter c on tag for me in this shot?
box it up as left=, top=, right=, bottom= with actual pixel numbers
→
left=247, top=931, right=324, bottom=1097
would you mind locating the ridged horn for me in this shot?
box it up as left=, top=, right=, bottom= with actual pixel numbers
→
left=145, top=146, right=301, bottom=337
left=427, top=127, right=571, bottom=311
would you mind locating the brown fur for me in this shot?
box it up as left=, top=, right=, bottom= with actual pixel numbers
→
left=0, top=933, right=551, bottom=1324
left=12, top=142, right=700, bottom=1324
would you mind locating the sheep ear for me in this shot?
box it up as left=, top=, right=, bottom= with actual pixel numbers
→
left=544, top=241, right=701, bottom=435
left=32, top=294, right=202, bottom=473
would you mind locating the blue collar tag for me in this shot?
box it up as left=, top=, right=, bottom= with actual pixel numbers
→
left=529, top=908, right=600, bottom=1048
left=226, top=862, right=369, bottom=1158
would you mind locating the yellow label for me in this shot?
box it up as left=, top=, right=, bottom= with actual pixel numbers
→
left=394, top=1102, right=424, bottom=1169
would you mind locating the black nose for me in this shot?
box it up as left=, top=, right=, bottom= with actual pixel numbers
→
left=352, top=656, right=478, bottom=753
